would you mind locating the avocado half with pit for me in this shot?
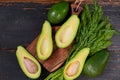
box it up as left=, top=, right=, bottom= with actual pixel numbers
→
left=36, top=20, right=53, bottom=60
left=16, top=46, right=41, bottom=79
left=55, top=15, right=80, bottom=48
left=64, top=48, right=90, bottom=80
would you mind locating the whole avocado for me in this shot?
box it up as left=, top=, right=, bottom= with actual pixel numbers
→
left=47, top=1, right=69, bottom=24
left=83, top=49, right=109, bottom=78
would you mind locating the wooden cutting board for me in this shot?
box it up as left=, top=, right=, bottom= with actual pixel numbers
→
left=26, top=26, right=72, bottom=72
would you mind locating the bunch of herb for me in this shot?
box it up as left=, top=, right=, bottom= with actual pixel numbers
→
left=75, top=1, right=117, bottom=56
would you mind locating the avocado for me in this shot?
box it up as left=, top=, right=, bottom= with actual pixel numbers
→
left=83, top=49, right=109, bottom=78
left=47, top=1, right=69, bottom=24
left=55, top=15, right=80, bottom=48
left=64, top=48, right=90, bottom=80
left=36, top=20, right=53, bottom=60
left=16, top=46, right=41, bottom=79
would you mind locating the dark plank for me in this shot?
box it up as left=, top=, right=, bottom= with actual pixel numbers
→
left=0, top=3, right=119, bottom=49
left=0, top=50, right=120, bottom=80
left=0, top=3, right=119, bottom=80
left=0, top=3, right=50, bottom=49
left=0, top=50, right=49, bottom=80
left=0, top=50, right=29, bottom=80
left=0, top=0, right=120, bottom=5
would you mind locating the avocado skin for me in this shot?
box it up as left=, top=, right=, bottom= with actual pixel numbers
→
left=83, top=49, right=109, bottom=78
left=47, top=1, right=69, bottom=24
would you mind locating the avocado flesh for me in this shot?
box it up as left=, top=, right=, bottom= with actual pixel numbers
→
left=36, top=20, right=53, bottom=60
left=16, top=46, right=41, bottom=79
left=64, top=48, right=90, bottom=80
left=55, top=15, right=80, bottom=48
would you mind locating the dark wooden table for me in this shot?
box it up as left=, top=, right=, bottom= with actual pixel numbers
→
left=0, top=0, right=120, bottom=80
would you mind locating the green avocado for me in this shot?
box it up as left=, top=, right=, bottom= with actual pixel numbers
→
left=36, top=20, right=53, bottom=60
left=55, top=15, right=80, bottom=48
left=47, top=1, right=69, bottom=24
left=83, top=49, right=109, bottom=78
left=64, top=48, right=90, bottom=80
left=16, top=46, right=41, bottom=79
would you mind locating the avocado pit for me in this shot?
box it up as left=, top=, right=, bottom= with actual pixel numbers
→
left=66, top=61, right=80, bottom=77
left=24, top=57, right=38, bottom=74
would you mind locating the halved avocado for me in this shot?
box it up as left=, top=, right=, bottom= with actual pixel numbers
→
left=64, top=48, right=90, bottom=80
left=55, top=15, right=80, bottom=48
left=16, top=46, right=41, bottom=79
left=36, top=20, right=53, bottom=60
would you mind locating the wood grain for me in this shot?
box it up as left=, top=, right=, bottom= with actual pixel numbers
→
left=0, top=0, right=119, bottom=5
